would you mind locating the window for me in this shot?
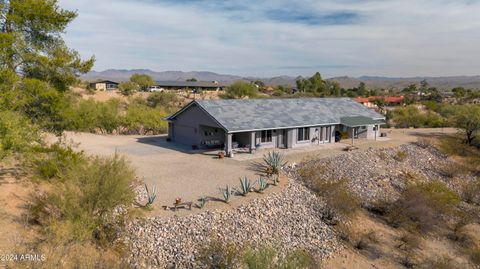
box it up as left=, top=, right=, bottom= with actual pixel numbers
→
left=261, top=130, right=272, bottom=143
left=297, top=127, right=310, bottom=142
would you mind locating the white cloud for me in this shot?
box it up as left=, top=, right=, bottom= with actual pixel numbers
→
left=59, top=0, right=480, bottom=77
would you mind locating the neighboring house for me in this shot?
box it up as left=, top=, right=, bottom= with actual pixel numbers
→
left=154, top=81, right=225, bottom=91
left=89, top=80, right=119, bottom=91
left=164, top=98, right=385, bottom=157
left=354, top=96, right=404, bottom=108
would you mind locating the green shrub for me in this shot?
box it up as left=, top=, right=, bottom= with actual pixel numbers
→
left=385, top=181, right=460, bottom=232
left=32, top=140, right=86, bottom=181
left=314, top=178, right=359, bottom=219
left=123, top=104, right=168, bottom=134
left=118, top=81, right=139, bottom=96
left=394, top=150, right=408, bottom=162
left=221, top=81, right=258, bottom=99
left=199, top=240, right=240, bottom=269
left=146, top=92, right=179, bottom=108
left=62, top=98, right=168, bottom=135
left=31, top=153, right=135, bottom=245
left=243, top=247, right=276, bottom=269
left=390, top=105, right=446, bottom=128
left=0, top=110, right=41, bottom=158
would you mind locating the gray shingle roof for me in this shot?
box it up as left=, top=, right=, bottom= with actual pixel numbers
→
left=155, top=81, right=225, bottom=88
left=169, top=98, right=385, bottom=133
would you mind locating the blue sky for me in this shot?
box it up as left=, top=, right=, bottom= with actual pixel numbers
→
left=59, top=0, right=480, bottom=78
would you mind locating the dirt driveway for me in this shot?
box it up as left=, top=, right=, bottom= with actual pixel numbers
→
left=62, top=128, right=457, bottom=215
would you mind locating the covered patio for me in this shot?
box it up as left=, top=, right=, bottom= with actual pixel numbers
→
left=340, top=116, right=384, bottom=145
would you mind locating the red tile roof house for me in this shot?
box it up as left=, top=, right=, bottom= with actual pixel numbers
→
left=354, top=96, right=405, bottom=109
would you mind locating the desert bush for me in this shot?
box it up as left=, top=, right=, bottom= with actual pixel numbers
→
left=390, top=105, right=446, bottom=128
left=396, top=232, right=421, bottom=251
left=438, top=161, right=468, bottom=178
left=221, top=81, right=258, bottom=99
left=462, top=179, right=480, bottom=205
left=63, top=98, right=122, bottom=133
left=147, top=92, right=179, bottom=108
left=299, top=163, right=359, bottom=220
left=384, top=181, right=460, bottom=232
left=0, top=110, right=42, bottom=158
left=199, top=240, right=241, bottom=269
left=394, top=150, right=408, bottom=162
left=353, top=231, right=379, bottom=250
left=242, top=247, right=316, bottom=269
left=470, top=246, right=480, bottom=265
left=313, top=178, right=359, bottom=220
left=62, top=98, right=168, bottom=135
left=199, top=240, right=316, bottom=269
left=118, top=81, right=139, bottom=96
left=32, top=140, right=86, bottom=181
left=30, top=153, right=135, bottom=245
left=123, top=104, right=168, bottom=134
left=243, top=247, right=276, bottom=269
left=415, top=137, right=434, bottom=149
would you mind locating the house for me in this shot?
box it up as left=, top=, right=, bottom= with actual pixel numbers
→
left=354, top=96, right=404, bottom=108
left=89, top=80, right=119, bottom=91
left=154, top=81, right=225, bottom=91
left=164, top=98, right=385, bottom=157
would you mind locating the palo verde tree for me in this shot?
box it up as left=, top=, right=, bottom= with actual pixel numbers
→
left=130, top=73, right=155, bottom=91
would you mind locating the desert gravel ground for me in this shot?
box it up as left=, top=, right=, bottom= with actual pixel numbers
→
left=61, top=128, right=457, bottom=216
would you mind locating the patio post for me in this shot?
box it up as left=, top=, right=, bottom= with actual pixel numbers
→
left=351, top=127, right=355, bottom=146
left=249, top=132, right=256, bottom=153
left=225, top=133, right=233, bottom=157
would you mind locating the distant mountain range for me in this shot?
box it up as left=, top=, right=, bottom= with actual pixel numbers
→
left=82, top=69, right=480, bottom=90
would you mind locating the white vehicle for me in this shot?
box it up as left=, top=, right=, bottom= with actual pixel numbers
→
left=148, top=86, right=164, bottom=92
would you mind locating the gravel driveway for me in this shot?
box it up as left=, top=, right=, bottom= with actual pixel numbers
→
left=62, top=128, right=457, bottom=216
left=63, top=132, right=261, bottom=213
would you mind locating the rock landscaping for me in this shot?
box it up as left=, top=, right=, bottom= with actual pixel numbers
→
left=125, top=178, right=340, bottom=268
left=125, top=142, right=473, bottom=268
left=292, top=142, right=470, bottom=203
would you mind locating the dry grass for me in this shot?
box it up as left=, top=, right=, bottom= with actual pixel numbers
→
left=394, top=150, right=408, bottom=162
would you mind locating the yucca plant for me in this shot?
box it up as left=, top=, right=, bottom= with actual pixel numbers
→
left=238, top=177, right=254, bottom=196
left=222, top=185, right=233, bottom=203
left=263, top=151, right=287, bottom=176
left=256, top=177, right=268, bottom=193
left=145, top=184, right=157, bottom=208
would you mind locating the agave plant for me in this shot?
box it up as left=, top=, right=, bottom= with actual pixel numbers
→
left=222, top=185, right=233, bottom=203
left=197, top=196, right=207, bottom=209
left=145, top=184, right=157, bottom=208
left=263, top=151, right=287, bottom=176
left=238, top=177, right=254, bottom=196
left=256, top=177, right=268, bottom=193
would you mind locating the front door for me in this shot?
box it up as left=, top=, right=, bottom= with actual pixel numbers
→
left=277, top=129, right=286, bottom=148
